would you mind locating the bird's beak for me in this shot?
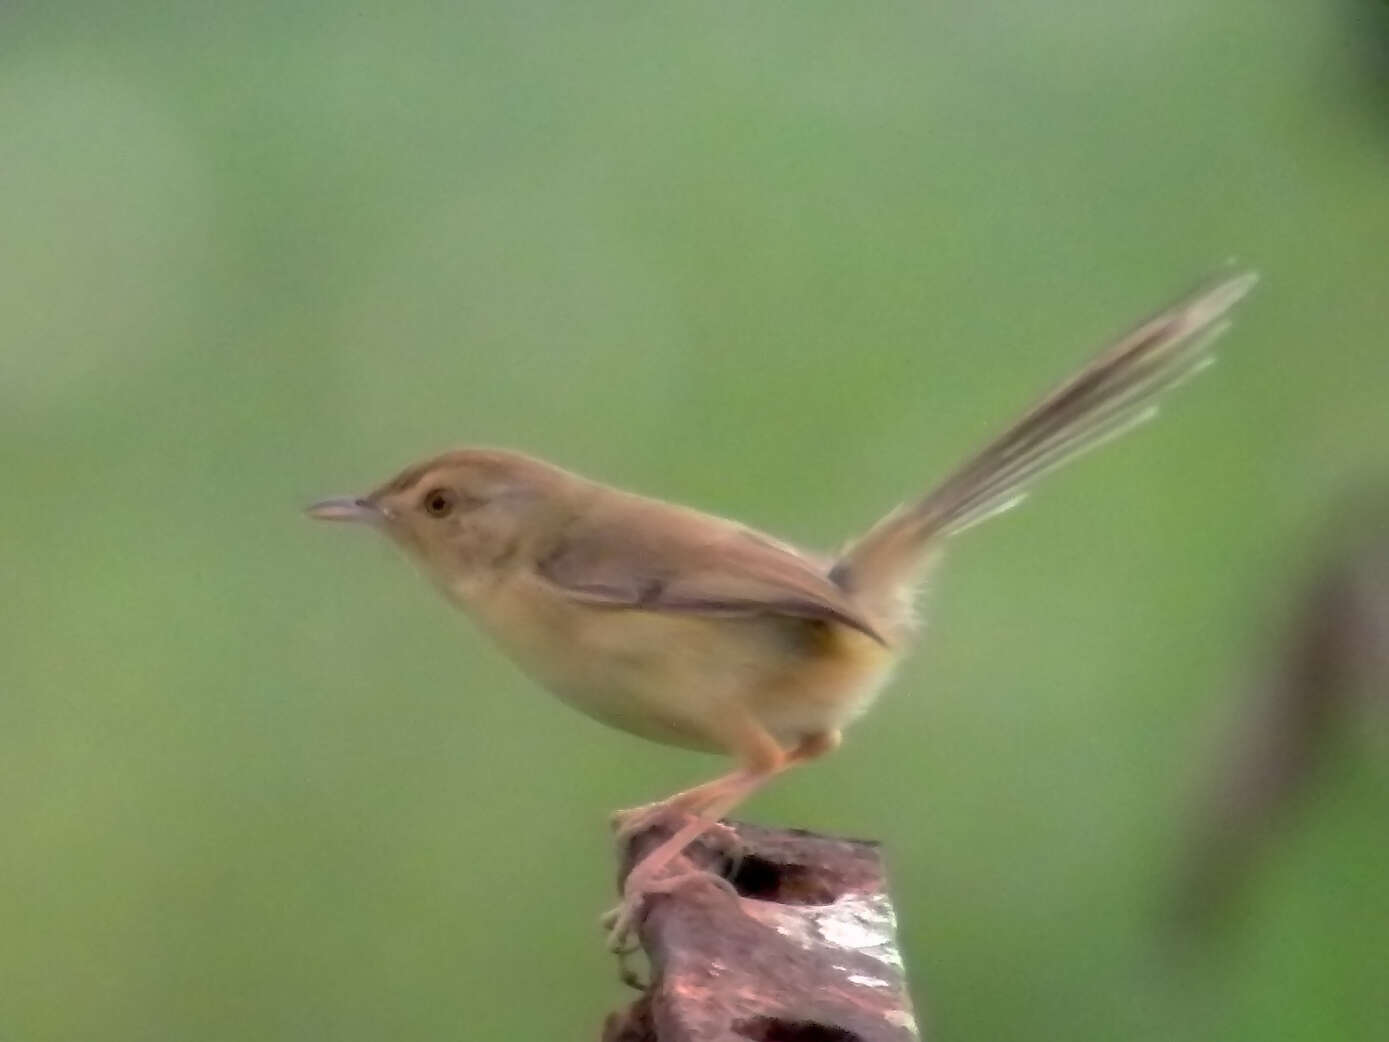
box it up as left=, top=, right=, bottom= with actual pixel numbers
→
left=305, top=496, right=384, bottom=524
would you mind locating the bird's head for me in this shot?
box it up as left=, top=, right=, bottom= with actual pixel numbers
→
left=307, top=447, right=575, bottom=598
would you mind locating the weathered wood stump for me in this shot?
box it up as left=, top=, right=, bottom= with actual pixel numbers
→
left=603, top=820, right=922, bottom=1042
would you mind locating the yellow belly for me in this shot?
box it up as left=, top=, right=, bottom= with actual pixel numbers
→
left=462, top=573, right=898, bottom=754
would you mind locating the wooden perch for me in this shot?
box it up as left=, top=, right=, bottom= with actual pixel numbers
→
left=602, top=820, right=923, bottom=1042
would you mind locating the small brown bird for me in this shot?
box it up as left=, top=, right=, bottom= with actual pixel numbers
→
left=308, top=271, right=1257, bottom=949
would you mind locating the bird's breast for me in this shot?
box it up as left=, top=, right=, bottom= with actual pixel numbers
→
left=460, top=573, right=900, bottom=753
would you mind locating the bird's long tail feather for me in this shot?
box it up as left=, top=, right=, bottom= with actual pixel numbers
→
left=833, top=271, right=1258, bottom=624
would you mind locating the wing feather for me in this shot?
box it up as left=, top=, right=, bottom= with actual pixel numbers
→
left=533, top=498, right=886, bottom=645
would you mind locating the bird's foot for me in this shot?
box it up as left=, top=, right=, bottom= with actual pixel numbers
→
left=609, top=799, right=680, bottom=839
left=611, top=801, right=741, bottom=850
left=611, top=807, right=746, bottom=897
left=602, top=866, right=741, bottom=953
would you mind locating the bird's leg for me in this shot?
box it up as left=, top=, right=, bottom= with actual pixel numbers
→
left=610, top=772, right=745, bottom=840
left=612, top=729, right=842, bottom=836
left=610, top=714, right=783, bottom=862
left=785, top=728, right=842, bottom=766
left=603, top=725, right=841, bottom=952
left=603, top=767, right=774, bottom=952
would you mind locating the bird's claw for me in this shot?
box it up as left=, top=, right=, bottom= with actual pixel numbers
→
left=601, top=868, right=742, bottom=953
left=610, top=800, right=690, bottom=839
left=611, top=804, right=743, bottom=856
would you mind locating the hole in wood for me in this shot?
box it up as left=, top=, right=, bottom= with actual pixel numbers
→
left=732, top=1016, right=865, bottom=1042
left=724, top=852, right=842, bottom=905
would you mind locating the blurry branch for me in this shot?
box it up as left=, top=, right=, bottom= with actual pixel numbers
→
left=603, top=821, right=922, bottom=1042
left=1172, top=514, right=1389, bottom=932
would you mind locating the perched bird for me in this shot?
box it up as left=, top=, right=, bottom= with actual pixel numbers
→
left=307, top=271, right=1257, bottom=949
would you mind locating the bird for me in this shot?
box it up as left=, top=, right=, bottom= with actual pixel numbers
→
left=307, top=270, right=1258, bottom=951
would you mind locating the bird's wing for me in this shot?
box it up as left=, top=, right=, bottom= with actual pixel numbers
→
left=533, top=498, right=886, bottom=644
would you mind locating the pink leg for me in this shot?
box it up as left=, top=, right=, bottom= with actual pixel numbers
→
left=609, top=771, right=748, bottom=839
left=603, top=728, right=841, bottom=951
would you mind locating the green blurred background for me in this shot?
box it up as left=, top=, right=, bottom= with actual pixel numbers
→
left=3, top=1, right=1387, bottom=1038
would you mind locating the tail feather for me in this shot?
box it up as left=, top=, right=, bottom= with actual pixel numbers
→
left=833, top=271, right=1258, bottom=624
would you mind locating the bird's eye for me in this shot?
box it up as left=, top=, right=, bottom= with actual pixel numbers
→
left=422, top=488, right=456, bottom=518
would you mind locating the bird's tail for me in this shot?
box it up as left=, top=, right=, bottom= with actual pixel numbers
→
left=832, top=271, right=1259, bottom=629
